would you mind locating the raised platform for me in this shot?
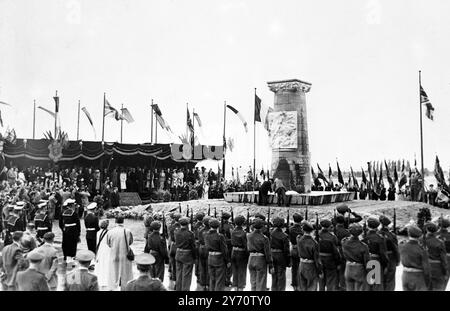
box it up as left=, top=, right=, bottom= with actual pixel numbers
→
left=223, top=191, right=354, bottom=206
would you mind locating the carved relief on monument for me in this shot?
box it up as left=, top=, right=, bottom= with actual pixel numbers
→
left=267, top=111, right=298, bottom=149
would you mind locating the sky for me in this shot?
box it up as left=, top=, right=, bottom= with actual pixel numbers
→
left=1, top=0, right=450, bottom=177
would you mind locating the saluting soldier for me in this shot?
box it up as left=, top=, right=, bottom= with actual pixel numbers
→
left=59, top=199, right=81, bottom=260
left=205, top=218, right=229, bottom=291
left=423, top=222, right=448, bottom=290
left=219, top=211, right=233, bottom=287
left=289, top=213, right=303, bottom=291
left=247, top=218, right=273, bottom=291
left=334, top=214, right=350, bottom=291
left=84, top=202, right=100, bottom=254
left=125, top=253, right=167, bottom=291
left=168, top=212, right=181, bottom=290
left=174, top=217, right=196, bottom=291
left=231, top=215, right=248, bottom=291
left=399, top=225, right=430, bottom=291
left=144, top=221, right=168, bottom=282
left=270, top=217, right=290, bottom=291
left=34, top=201, right=52, bottom=245
left=362, top=216, right=389, bottom=291
left=334, top=204, right=362, bottom=229
left=341, top=223, right=370, bottom=291
left=64, top=250, right=99, bottom=291
left=297, top=221, right=322, bottom=291
left=318, top=219, right=340, bottom=291
left=437, top=217, right=450, bottom=288
left=379, top=215, right=400, bottom=291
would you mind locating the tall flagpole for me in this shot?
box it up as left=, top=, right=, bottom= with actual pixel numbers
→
left=150, top=99, right=154, bottom=144
left=120, top=103, right=124, bottom=143
left=419, top=70, right=425, bottom=200
left=102, top=92, right=106, bottom=143
left=77, top=99, right=80, bottom=140
left=253, top=88, right=256, bottom=194
left=155, top=102, right=158, bottom=144
left=54, top=90, right=58, bottom=137
left=33, top=99, right=36, bottom=139
left=186, top=102, right=189, bottom=141
left=192, top=107, right=195, bottom=147
left=222, top=100, right=226, bottom=180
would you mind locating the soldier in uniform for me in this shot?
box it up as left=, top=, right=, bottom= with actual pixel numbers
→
left=297, top=221, right=322, bottom=291
left=399, top=225, right=430, bottom=291
left=174, top=217, right=196, bottom=291
left=289, top=213, right=303, bottom=291
left=1, top=231, right=24, bottom=291
left=334, top=214, right=350, bottom=291
left=64, top=250, right=99, bottom=291
left=270, top=217, right=290, bottom=291
left=247, top=218, right=273, bottom=291
left=205, top=218, right=229, bottom=291
left=193, top=211, right=205, bottom=289
left=219, top=211, right=233, bottom=287
left=231, top=215, right=248, bottom=291
left=125, top=253, right=167, bottom=291
left=424, top=222, right=448, bottom=290
left=379, top=215, right=400, bottom=291
left=144, top=221, right=168, bottom=282
left=59, top=199, right=81, bottom=260
left=168, top=212, right=181, bottom=289
left=334, top=204, right=362, bottom=229
left=362, top=216, right=388, bottom=291
left=143, top=214, right=155, bottom=241
left=318, top=219, right=340, bottom=291
left=198, top=216, right=211, bottom=291
left=4, top=204, right=25, bottom=246
left=341, top=223, right=370, bottom=291
left=34, top=201, right=51, bottom=245
left=437, top=217, right=450, bottom=288
left=254, top=212, right=270, bottom=238
left=84, top=202, right=100, bottom=254
left=15, top=250, right=49, bottom=291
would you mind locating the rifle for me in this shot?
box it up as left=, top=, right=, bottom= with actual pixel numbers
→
left=286, top=209, right=290, bottom=235
left=333, top=208, right=337, bottom=234
left=393, top=208, right=397, bottom=235
left=267, top=206, right=271, bottom=236
left=186, top=205, right=190, bottom=218
left=207, top=204, right=211, bottom=216
left=231, top=207, right=234, bottom=224
left=214, top=206, right=217, bottom=218
left=315, top=212, right=320, bottom=244
left=190, top=208, right=194, bottom=231
left=178, top=202, right=182, bottom=214
left=162, top=212, right=168, bottom=240
left=220, top=210, right=224, bottom=233
left=246, top=208, right=250, bottom=233
left=305, top=206, right=308, bottom=221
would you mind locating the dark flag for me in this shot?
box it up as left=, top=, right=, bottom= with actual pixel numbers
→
left=399, top=160, right=408, bottom=189
left=435, top=156, right=450, bottom=192
left=367, top=162, right=373, bottom=190
left=420, top=85, right=435, bottom=120
left=361, top=167, right=367, bottom=185
left=385, top=160, right=395, bottom=188
left=350, top=166, right=359, bottom=188
left=255, top=94, right=262, bottom=122
left=373, top=164, right=378, bottom=194
left=311, top=167, right=321, bottom=186
left=337, top=161, right=344, bottom=185
left=187, top=108, right=194, bottom=133
left=53, top=95, right=59, bottom=113
left=317, top=164, right=329, bottom=185
left=378, top=164, right=383, bottom=189
left=393, top=162, right=399, bottom=183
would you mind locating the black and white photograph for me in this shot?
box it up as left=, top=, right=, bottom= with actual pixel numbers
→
left=1, top=0, right=450, bottom=301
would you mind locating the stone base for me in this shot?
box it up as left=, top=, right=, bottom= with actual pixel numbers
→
left=223, top=191, right=354, bottom=206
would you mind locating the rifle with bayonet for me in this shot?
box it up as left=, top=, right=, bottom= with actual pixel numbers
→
left=305, top=206, right=308, bottom=221
left=186, top=205, right=189, bottom=218
left=214, top=206, right=217, bottom=218
left=190, top=208, right=194, bottom=231
left=286, top=209, right=290, bottom=235
left=207, top=204, right=211, bottom=216
left=246, top=208, right=250, bottom=233
left=266, top=206, right=271, bottom=238
left=178, top=202, right=182, bottom=214
left=393, top=208, right=397, bottom=235
left=231, top=207, right=234, bottom=224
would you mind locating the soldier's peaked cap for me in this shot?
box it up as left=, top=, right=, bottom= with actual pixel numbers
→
left=407, top=225, right=423, bottom=238
left=349, top=223, right=363, bottom=236
left=302, top=221, right=314, bottom=232
left=272, top=217, right=285, bottom=227
left=203, top=216, right=212, bottom=225
left=195, top=212, right=205, bottom=221
left=254, top=213, right=266, bottom=221
left=367, top=216, right=380, bottom=229
left=135, top=253, right=155, bottom=265
left=292, top=213, right=303, bottom=223
left=222, top=212, right=231, bottom=219
left=336, top=204, right=349, bottom=214
left=209, top=219, right=220, bottom=228
left=320, top=219, right=332, bottom=228
left=87, top=202, right=97, bottom=210
left=76, top=250, right=95, bottom=262
left=425, top=222, right=438, bottom=233
left=179, top=217, right=190, bottom=226
left=27, top=250, right=45, bottom=261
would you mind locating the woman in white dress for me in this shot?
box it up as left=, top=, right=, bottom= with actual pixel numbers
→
left=95, top=219, right=111, bottom=290
left=120, top=169, right=127, bottom=192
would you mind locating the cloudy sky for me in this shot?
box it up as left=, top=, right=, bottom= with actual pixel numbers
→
left=1, top=0, right=450, bottom=177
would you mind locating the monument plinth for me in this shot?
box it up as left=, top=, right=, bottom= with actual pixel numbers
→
left=267, top=79, right=312, bottom=193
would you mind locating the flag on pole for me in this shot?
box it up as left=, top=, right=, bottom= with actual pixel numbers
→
left=393, top=162, right=399, bottom=183
left=420, top=86, right=435, bottom=120
left=81, top=107, right=96, bottom=138
left=53, top=96, right=59, bottom=113
left=434, top=156, right=449, bottom=192
left=311, top=166, right=321, bottom=186
left=104, top=100, right=121, bottom=120
left=0, top=101, right=10, bottom=106
left=367, top=162, right=373, bottom=190
left=120, top=108, right=134, bottom=123
left=187, top=108, right=194, bottom=133
left=226, top=105, right=248, bottom=132
left=152, top=104, right=162, bottom=116
left=193, top=111, right=202, bottom=127
left=0, top=110, right=3, bottom=127
left=399, top=160, right=408, bottom=189
left=38, top=106, right=56, bottom=118
left=337, top=161, right=344, bottom=185
left=317, top=164, right=329, bottom=185
left=350, top=166, right=359, bottom=188
left=384, top=160, right=395, bottom=188
left=255, top=94, right=262, bottom=122
left=361, top=168, right=367, bottom=185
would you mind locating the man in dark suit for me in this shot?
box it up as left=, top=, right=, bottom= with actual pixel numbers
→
left=258, top=179, right=273, bottom=206
left=15, top=250, right=49, bottom=291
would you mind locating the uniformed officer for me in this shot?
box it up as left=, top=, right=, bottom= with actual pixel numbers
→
left=247, top=218, right=273, bottom=291
left=424, top=222, right=448, bottom=290
left=219, top=211, right=233, bottom=287
left=198, top=216, right=211, bottom=291
left=297, top=221, right=322, bottom=291
left=437, top=217, right=450, bottom=287
left=399, top=225, right=431, bottom=291
left=174, top=217, right=196, bottom=291
left=270, top=217, right=290, bottom=291
left=334, top=214, right=350, bottom=291
left=144, top=221, right=168, bottom=282
left=318, top=219, right=340, bottom=291
left=341, top=223, right=370, bottom=291
left=379, top=215, right=400, bottom=291
left=4, top=204, right=23, bottom=246
left=289, top=213, right=303, bottom=291
left=193, top=211, right=205, bottom=288
left=59, top=199, right=81, bottom=260
left=168, top=212, right=181, bottom=289
left=34, top=201, right=51, bottom=245
left=231, top=215, right=248, bottom=291
left=125, top=253, right=167, bottom=291
left=205, top=218, right=229, bottom=291
left=362, top=215, right=388, bottom=291
left=64, top=250, right=99, bottom=291
left=15, top=250, right=49, bottom=291
left=334, top=204, right=362, bottom=229
left=84, top=202, right=100, bottom=254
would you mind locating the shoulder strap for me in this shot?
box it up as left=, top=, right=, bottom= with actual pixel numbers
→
left=124, top=228, right=130, bottom=251
left=96, top=229, right=108, bottom=253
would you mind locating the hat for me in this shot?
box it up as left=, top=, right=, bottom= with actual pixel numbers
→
left=12, top=231, right=23, bottom=240
left=27, top=250, right=44, bottom=261
left=37, top=202, right=47, bottom=209
left=441, top=218, right=450, bottom=228
left=292, top=213, right=303, bottom=223
left=195, top=212, right=205, bottom=221
left=254, top=213, right=266, bottom=221
left=349, top=223, right=363, bottom=236
left=21, top=235, right=34, bottom=250
left=320, top=219, right=332, bottom=228
left=234, top=215, right=246, bottom=226
left=203, top=216, right=212, bottom=226
left=87, top=202, right=97, bottom=210
left=43, top=232, right=55, bottom=241
left=16, top=201, right=25, bottom=207
left=272, top=217, right=285, bottom=228
left=253, top=219, right=265, bottom=230
left=171, top=212, right=182, bottom=221
left=209, top=219, right=220, bottom=229
left=379, top=215, right=391, bottom=226
left=135, top=253, right=156, bottom=265
left=179, top=217, right=190, bottom=226
left=302, top=221, right=314, bottom=233
left=222, top=212, right=231, bottom=220
left=367, top=216, right=380, bottom=229
left=425, top=222, right=438, bottom=233
left=14, top=204, right=24, bottom=211
left=336, top=204, right=350, bottom=214
left=150, top=221, right=161, bottom=231
left=407, top=225, right=423, bottom=238
left=63, top=198, right=76, bottom=206
left=76, top=250, right=95, bottom=262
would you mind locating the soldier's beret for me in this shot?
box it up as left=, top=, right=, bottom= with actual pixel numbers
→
left=76, top=250, right=95, bottom=262
left=253, top=219, right=265, bottom=230
left=254, top=213, right=266, bottom=221
left=209, top=219, right=220, bottom=229
left=27, top=250, right=44, bottom=261
left=302, top=221, right=314, bottom=232
left=150, top=221, right=161, bottom=231
left=336, top=215, right=345, bottom=224
left=349, top=223, right=363, bottom=236
left=222, top=212, right=231, bottom=220
left=179, top=217, right=190, bottom=226
left=441, top=218, right=450, bottom=228
left=367, top=216, right=380, bottom=229
left=379, top=215, right=391, bottom=226
left=171, top=212, right=182, bottom=221
left=320, top=219, right=332, bottom=228
left=135, top=253, right=155, bottom=265
left=234, top=215, right=246, bottom=226
left=292, top=213, right=303, bottom=223
left=336, top=204, right=350, bottom=214
left=425, top=222, right=438, bottom=233
left=407, top=225, right=423, bottom=238
left=203, top=216, right=212, bottom=226
left=195, top=212, right=205, bottom=221
left=87, top=202, right=97, bottom=210
left=43, top=232, right=55, bottom=240
left=272, top=217, right=285, bottom=228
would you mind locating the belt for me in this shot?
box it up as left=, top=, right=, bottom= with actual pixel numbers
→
left=271, top=249, right=283, bottom=253
left=369, top=253, right=380, bottom=258
left=429, top=259, right=442, bottom=264
left=86, top=228, right=96, bottom=231
left=209, top=252, right=222, bottom=255
left=37, top=227, right=48, bottom=231
left=176, top=249, right=191, bottom=252
left=346, top=261, right=363, bottom=266
left=403, top=267, right=423, bottom=273
left=232, top=247, right=246, bottom=251
left=65, top=223, right=76, bottom=227
left=300, top=258, right=315, bottom=263
left=249, top=252, right=265, bottom=257
left=319, top=252, right=333, bottom=257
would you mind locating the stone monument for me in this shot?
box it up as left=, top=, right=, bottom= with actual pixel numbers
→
left=267, top=78, right=312, bottom=193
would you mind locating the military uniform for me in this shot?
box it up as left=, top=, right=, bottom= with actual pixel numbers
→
left=205, top=219, right=229, bottom=291
left=193, top=216, right=204, bottom=285
left=270, top=220, right=290, bottom=291
left=297, top=225, right=321, bottom=291
left=168, top=218, right=181, bottom=286
left=198, top=219, right=211, bottom=290
left=65, top=267, right=99, bottom=291
left=59, top=207, right=81, bottom=258
left=125, top=253, right=167, bottom=291
left=362, top=228, right=389, bottom=291
left=231, top=218, right=248, bottom=290
left=84, top=210, right=100, bottom=254
left=424, top=223, right=448, bottom=291
left=219, top=213, right=233, bottom=287
left=15, top=251, right=49, bottom=291
left=34, top=212, right=52, bottom=242
left=318, top=223, right=341, bottom=291
left=437, top=221, right=450, bottom=287
left=334, top=222, right=350, bottom=291
left=288, top=221, right=303, bottom=290
left=174, top=218, right=196, bottom=291
left=379, top=216, right=400, bottom=291
left=144, top=222, right=169, bottom=282
left=4, top=213, right=25, bottom=246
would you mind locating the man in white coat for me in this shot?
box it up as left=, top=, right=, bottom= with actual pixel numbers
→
left=106, top=214, right=133, bottom=291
